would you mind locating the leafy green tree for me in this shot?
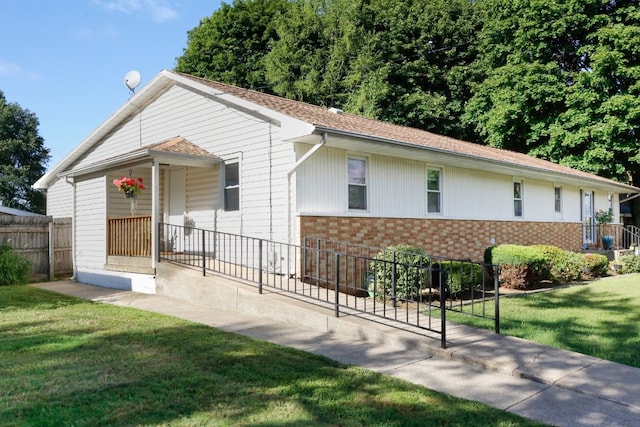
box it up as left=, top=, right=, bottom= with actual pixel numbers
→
left=464, top=0, right=640, bottom=222
left=0, top=91, right=49, bottom=214
left=265, top=0, right=480, bottom=140
left=358, top=0, right=479, bottom=139
left=175, top=0, right=289, bottom=91
left=265, top=0, right=371, bottom=107
left=465, top=0, right=640, bottom=185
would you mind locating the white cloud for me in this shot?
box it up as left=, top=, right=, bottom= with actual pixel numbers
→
left=0, top=61, right=40, bottom=81
left=92, top=0, right=179, bottom=23
left=0, top=60, right=22, bottom=76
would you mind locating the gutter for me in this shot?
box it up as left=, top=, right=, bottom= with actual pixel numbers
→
left=287, top=132, right=328, bottom=245
left=313, top=126, right=640, bottom=194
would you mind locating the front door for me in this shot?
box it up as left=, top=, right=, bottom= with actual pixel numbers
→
left=582, top=190, right=595, bottom=246
left=168, top=168, right=186, bottom=252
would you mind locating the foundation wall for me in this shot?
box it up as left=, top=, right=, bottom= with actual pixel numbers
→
left=299, top=216, right=583, bottom=261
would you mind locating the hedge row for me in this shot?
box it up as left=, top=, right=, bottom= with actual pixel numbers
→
left=485, top=244, right=610, bottom=289
left=368, top=242, right=633, bottom=298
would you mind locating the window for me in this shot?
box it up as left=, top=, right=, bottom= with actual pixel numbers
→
left=608, top=194, right=614, bottom=212
left=513, top=180, right=523, bottom=217
left=427, top=168, right=441, bottom=213
left=554, top=186, right=562, bottom=213
left=224, top=162, right=239, bottom=211
left=348, top=157, right=367, bottom=210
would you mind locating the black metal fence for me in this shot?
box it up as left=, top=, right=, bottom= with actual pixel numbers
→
left=158, top=223, right=501, bottom=348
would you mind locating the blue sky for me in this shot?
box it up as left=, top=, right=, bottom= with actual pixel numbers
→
left=1, top=0, right=223, bottom=171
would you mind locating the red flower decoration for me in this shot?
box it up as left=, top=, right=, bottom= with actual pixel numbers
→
left=113, top=176, right=145, bottom=197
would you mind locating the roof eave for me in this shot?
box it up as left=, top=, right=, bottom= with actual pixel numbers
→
left=313, top=126, right=640, bottom=194
left=58, top=149, right=220, bottom=179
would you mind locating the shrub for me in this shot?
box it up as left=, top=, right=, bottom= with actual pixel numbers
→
left=532, top=245, right=583, bottom=284
left=582, top=253, right=609, bottom=277
left=370, top=245, right=430, bottom=300
left=434, top=261, right=483, bottom=299
left=0, top=241, right=32, bottom=286
left=490, top=244, right=547, bottom=289
left=620, top=255, right=640, bottom=274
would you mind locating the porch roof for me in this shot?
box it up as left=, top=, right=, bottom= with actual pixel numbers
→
left=59, top=136, right=220, bottom=178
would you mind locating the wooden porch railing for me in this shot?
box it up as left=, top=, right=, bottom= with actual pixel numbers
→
left=108, top=216, right=152, bottom=256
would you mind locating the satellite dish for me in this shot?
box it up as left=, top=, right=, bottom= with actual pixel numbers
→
left=124, top=70, right=141, bottom=93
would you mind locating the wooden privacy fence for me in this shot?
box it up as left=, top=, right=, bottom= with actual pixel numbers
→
left=0, top=215, right=72, bottom=280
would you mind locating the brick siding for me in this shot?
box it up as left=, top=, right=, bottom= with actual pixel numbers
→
left=299, top=215, right=583, bottom=261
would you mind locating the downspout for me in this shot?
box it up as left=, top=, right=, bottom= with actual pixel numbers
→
left=287, top=132, right=328, bottom=245
left=65, top=176, right=77, bottom=280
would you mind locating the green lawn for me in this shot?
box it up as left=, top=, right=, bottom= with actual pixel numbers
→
left=447, top=274, right=640, bottom=368
left=0, top=285, right=544, bottom=427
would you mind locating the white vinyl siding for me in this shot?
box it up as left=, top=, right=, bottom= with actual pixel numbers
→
left=185, top=166, right=219, bottom=231
left=297, top=149, right=595, bottom=223
left=46, top=178, right=74, bottom=217
left=74, top=175, right=106, bottom=269
left=71, top=85, right=293, bottom=243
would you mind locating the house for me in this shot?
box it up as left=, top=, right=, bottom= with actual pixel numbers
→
left=34, top=70, right=639, bottom=293
left=0, top=206, right=45, bottom=217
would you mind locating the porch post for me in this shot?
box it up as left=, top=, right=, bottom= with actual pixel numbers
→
left=151, top=160, right=159, bottom=268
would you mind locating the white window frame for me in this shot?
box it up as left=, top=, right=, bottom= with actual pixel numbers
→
left=513, top=179, right=524, bottom=218
left=426, top=166, right=442, bottom=214
left=223, top=161, right=240, bottom=212
left=347, top=155, right=368, bottom=211
left=554, top=185, right=562, bottom=214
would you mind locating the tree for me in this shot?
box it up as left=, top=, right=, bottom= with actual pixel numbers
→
left=0, top=91, right=50, bottom=214
left=464, top=0, right=640, bottom=223
left=175, top=0, right=289, bottom=91
left=465, top=0, right=640, bottom=185
left=265, top=0, right=480, bottom=140
left=265, top=0, right=371, bottom=107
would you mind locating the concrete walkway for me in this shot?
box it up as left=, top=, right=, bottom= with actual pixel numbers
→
left=32, top=279, right=640, bottom=427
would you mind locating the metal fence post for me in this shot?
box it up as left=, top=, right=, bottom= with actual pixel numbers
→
left=213, top=230, right=217, bottom=260
left=439, top=268, right=447, bottom=349
left=258, top=240, right=263, bottom=294
left=157, top=222, right=162, bottom=263
left=201, top=229, right=206, bottom=276
left=335, top=253, right=340, bottom=317
left=391, top=251, right=397, bottom=308
left=494, top=264, right=500, bottom=334
left=316, top=238, right=321, bottom=288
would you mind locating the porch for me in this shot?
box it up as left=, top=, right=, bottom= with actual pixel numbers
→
left=98, top=136, right=222, bottom=275
left=106, top=215, right=154, bottom=274
left=583, top=223, right=640, bottom=251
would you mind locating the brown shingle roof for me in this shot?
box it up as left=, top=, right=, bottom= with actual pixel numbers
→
left=177, top=72, right=628, bottom=187
left=143, top=136, right=219, bottom=159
